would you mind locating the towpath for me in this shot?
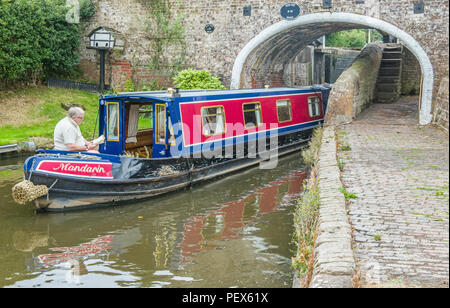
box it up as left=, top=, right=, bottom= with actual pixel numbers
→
left=338, top=96, right=449, bottom=288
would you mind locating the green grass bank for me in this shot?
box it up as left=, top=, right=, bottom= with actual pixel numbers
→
left=292, top=127, right=323, bottom=287
left=0, top=87, right=100, bottom=146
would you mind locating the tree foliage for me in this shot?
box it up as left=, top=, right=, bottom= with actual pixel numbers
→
left=0, top=0, right=95, bottom=87
left=173, top=69, right=226, bottom=90
left=325, top=29, right=367, bottom=48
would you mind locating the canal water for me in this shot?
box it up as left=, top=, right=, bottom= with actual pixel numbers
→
left=0, top=153, right=307, bottom=288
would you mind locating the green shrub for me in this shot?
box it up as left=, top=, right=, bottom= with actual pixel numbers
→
left=173, top=69, right=226, bottom=90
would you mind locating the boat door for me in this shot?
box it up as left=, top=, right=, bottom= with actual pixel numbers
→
left=153, top=103, right=168, bottom=158
left=101, top=100, right=124, bottom=155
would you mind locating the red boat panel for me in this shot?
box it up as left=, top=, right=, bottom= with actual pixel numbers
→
left=179, top=92, right=323, bottom=146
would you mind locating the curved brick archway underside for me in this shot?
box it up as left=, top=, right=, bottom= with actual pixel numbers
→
left=231, top=13, right=433, bottom=125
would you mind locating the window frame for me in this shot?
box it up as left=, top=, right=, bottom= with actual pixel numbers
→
left=308, top=96, right=321, bottom=117
left=106, top=102, right=120, bottom=141
left=242, top=102, right=263, bottom=129
left=200, top=105, right=227, bottom=137
left=155, top=103, right=166, bottom=145
left=276, top=99, right=293, bottom=123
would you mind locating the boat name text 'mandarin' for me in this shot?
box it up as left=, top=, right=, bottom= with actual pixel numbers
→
left=36, top=160, right=113, bottom=179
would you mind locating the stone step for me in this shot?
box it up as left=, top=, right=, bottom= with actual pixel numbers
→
left=376, top=81, right=400, bottom=87
left=378, top=68, right=401, bottom=76
left=382, top=52, right=403, bottom=60
left=375, top=44, right=403, bottom=103
left=375, top=92, right=400, bottom=103
left=376, top=91, right=399, bottom=97
left=382, top=45, right=403, bottom=52
left=376, top=83, right=400, bottom=92
left=383, top=48, right=402, bottom=53
left=380, top=60, right=402, bottom=68
left=381, top=58, right=402, bottom=63
left=376, top=79, right=401, bottom=85
left=377, top=75, right=401, bottom=81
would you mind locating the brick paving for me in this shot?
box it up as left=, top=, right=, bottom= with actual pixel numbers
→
left=338, top=96, right=449, bottom=288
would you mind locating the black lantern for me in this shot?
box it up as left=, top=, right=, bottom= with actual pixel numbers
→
left=88, top=28, right=115, bottom=93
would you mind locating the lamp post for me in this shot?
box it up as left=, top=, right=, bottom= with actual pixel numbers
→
left=88, top=28, right=115, bottom=93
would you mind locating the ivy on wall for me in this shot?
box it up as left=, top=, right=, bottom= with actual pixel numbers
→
left=138, top=0, right=186, bottom=88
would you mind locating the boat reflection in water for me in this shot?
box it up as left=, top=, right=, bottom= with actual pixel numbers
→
left=10, top=155, right=306, bottom=287
left=179, top=169, right=305, bottom=264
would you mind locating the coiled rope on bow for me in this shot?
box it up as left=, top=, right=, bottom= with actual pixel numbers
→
left=12, top=180, right=49, bottom=205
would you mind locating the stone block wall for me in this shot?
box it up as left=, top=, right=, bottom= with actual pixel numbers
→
left=433, top=77, right=449, bottom=134
left=309, top=126, right=355, bottom=288
left=324, top=44, right=383, bottom=125
left=80, top=0, right=180, bottom=90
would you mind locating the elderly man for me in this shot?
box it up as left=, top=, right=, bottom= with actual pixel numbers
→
left=54, top=107, right=98, bottom=152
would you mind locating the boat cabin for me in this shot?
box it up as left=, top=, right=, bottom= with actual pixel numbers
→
left=98, top=86, right=331, bottom=159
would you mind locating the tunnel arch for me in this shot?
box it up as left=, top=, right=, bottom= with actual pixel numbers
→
left=230, top=12, right=433, bottom=125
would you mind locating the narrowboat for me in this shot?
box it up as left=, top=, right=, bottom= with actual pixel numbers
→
left=15, top=85, right=331, bottom=212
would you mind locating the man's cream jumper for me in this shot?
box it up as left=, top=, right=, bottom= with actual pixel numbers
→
left=53, top=117, right=86, bottom=151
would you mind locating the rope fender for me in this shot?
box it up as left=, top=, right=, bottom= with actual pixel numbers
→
left=12, top=180, right=51, bottom=205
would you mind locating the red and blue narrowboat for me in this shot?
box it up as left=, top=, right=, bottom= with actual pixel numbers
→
left=17, top=85, right=331, bottom=212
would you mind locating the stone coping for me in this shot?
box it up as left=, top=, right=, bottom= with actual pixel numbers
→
left=309, top=126, right=355, bottom=288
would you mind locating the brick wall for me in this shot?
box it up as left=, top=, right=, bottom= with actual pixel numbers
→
left=401, top=47, right=421, bottom=95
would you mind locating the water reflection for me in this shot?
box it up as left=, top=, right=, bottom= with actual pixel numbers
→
left=1, top=153, right=306, bottom=288
left=179, top=170, right=305, bottom=265
left=34, top=235, right=114, bottom=267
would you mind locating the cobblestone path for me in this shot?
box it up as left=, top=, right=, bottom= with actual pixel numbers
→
left=338, top=96, right=449, bottom=288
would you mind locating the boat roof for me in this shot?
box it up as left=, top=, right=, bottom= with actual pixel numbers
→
left=101, top=85, right=331, bottom=104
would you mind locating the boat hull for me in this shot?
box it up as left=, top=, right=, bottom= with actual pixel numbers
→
left=30, top=139, right=307, bottom=212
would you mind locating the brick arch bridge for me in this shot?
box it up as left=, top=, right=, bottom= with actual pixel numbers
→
left=230, top=12, right=434, bottom=124
left=81, top=0, right=448, bottom=129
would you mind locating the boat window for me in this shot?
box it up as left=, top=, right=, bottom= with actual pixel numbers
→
left=308, top=96, right=321, bottom=117
left=107, top=102, right=119, bottom=141
left=276, top=99, right=292, bottom=123
left=201, top=106, right=226, bottom=136
left=155, top=104, right=166, bottom=144
left=243, top=102, right=262, bottom=129
left=138, top=105, right=153, bottom=130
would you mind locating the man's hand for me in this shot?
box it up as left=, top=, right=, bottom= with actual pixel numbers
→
left=86, top=141, right=99, bottom=151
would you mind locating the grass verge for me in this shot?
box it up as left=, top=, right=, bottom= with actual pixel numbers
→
left=292, top=127, right=323, bottom=287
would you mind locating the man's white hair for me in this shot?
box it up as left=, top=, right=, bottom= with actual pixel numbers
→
left=68, top=106, right=85, bottom=118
